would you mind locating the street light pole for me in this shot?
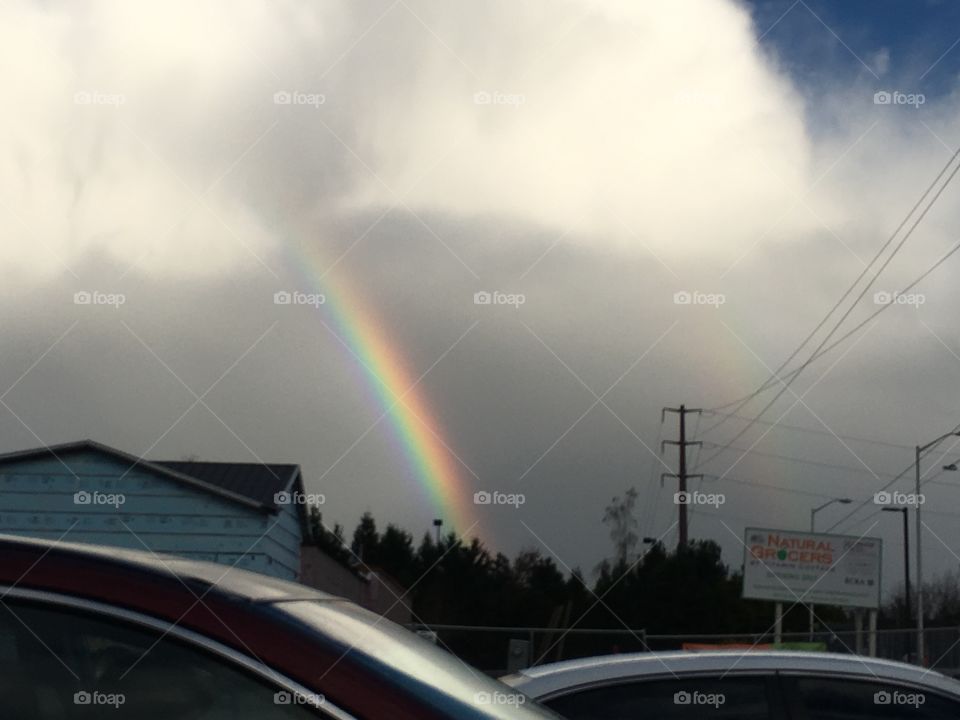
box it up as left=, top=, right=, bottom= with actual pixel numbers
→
left=903, top=507, right=911, bottom=626
left=808, top=498, right=852, bottom=641
left=916, top=443, right=923, bottom=665
left=914, top=430, right=960, bottom=666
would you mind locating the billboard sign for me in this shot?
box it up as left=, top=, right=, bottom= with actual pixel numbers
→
left=742, top=527, right=882, bottom=609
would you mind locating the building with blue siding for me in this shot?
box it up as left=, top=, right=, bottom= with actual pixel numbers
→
left=0, top=440, right=310, bottom=580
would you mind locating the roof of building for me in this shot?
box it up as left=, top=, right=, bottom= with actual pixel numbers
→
left=154, top=460, right=300, bottom=510
left=0, top=440, right=303, bottom=516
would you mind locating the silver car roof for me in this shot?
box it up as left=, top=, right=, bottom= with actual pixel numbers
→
left=502, top=651, right=960, bottom=700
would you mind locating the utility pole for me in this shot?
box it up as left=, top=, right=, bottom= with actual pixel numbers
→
left=662, top=404, right=702, bottom=551
left=913, top=429, right=959, bottom=666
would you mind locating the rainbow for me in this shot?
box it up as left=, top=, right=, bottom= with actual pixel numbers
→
left=286, top=241, right=477, bottom=535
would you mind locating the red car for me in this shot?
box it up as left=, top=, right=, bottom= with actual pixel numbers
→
left=0, top=533, right=559, bottom=720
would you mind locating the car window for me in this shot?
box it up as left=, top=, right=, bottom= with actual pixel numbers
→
left=0, top=599, right=334, bottom=719
left=544, top=675, right=772, bottom=720
left=790, top=676, right=960, bottom=720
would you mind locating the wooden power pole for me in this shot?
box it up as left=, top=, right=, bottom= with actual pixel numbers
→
left=662, top=404, right=702, bottom=551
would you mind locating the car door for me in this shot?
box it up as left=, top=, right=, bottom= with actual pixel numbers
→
left=0, top=594, right=351, bottom=719
left=542, top=673, right=786, bottom=720
left=781, top=673, right=960, bottom=720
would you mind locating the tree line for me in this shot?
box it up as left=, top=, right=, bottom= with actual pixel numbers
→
left=306, top=489, right=951, bottom=661
left=306, top=496, right=787, bottom=639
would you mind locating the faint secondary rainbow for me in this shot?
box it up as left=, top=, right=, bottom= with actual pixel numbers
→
left=285, top=242, right=476, bottom=535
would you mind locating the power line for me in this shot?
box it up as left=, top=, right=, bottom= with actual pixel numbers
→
left=689, top=412, right=704, bottom=469
left=699, top=440, right=902, bottom=480
left=703, top=147, right=960, bottom=434
left=696, top=234, right=960, bottom=473
left=843, top=497, right=960, bottom=533
left=826, top=427, right=960, bottom=533
left=699, top=409, right=911, bottom=451
left=703, top=472, right=849, bottom=501
left=735, top=238, right=960, bottom=415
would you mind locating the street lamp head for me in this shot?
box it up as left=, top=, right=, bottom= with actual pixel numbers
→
left=944, top=463, right=958, bottom=472
left=838, top=498, right=853, bottom=504
left=882, top=506, right=905, bottom=513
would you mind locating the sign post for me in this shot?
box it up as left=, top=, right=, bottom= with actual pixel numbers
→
left=774, top=603, right=783, bottom=644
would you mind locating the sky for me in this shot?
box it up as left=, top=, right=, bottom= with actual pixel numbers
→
left=5, top=0, right=960, bottom=601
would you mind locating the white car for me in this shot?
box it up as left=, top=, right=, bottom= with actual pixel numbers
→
left=502, top=650, right=960, bottom=719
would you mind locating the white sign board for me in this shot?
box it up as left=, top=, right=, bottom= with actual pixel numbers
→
left=742, top=527, right=882, bottom=609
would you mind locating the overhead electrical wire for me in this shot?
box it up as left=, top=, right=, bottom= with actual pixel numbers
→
left=700, top=409, right=912, bottom=451
left=826, top=425, right=960, bottom=533
left=701, top=146, right=960, bottom=445
left=696, top=232, right=960, bottom=473
left=700, top=440, right=905, bottom=481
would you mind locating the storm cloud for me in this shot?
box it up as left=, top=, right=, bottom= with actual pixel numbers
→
left=4, top=0, right=960, bottom=591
